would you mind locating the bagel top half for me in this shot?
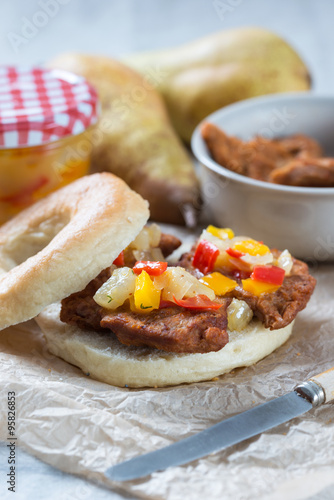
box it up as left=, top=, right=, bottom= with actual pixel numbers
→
left=0, top=173, right=149, bottom=331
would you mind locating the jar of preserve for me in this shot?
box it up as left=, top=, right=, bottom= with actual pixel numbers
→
left=0, top=66, right=99, bottom=224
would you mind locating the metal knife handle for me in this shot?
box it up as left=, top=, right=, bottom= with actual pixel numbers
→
left=295, top=366, right=334, bottom=406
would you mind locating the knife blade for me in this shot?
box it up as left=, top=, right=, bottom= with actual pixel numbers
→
left=106, top=367, right=334, bottom=482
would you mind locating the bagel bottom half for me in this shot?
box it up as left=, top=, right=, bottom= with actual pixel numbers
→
left=36, top=303, right=293, bottom=388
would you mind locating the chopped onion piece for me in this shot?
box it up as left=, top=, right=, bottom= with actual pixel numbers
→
left=93, top=267, right=136, bottom=310
left=148, top=223, right=162, bottom=247
left=130, top=228, right=150, bottom=251
left=133, top=247, right=165, bottom=263
left=276, top=249, right=293, bottom=275
left=227, top=299, right=253, bottom=331
left=199, top=229, right=230, bottom=253
left=150, top=247, right=165, bottom=261
left=133, top=249, right=150, bottom=262
left=240, top=252, right=274, bottom=266
left=154, top=267, right=215, bottom=302
left=130, top=224, right=162, bottom=252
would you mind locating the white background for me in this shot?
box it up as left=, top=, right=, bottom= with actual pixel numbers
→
left=1, top=0, right=334, bottom=94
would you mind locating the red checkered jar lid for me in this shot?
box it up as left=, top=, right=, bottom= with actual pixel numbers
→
left=0, top=66, right=99, bottom=148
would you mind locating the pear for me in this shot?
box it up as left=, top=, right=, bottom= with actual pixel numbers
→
left=47, top=54, right=200, bottom=225
left=124, top=27, right=311, bottom=143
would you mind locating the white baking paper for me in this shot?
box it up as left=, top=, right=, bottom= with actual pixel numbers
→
left=0, top=226, right=333, bottom=500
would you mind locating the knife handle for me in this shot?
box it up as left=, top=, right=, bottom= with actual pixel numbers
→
left=310, top=367, right=334, bottom=404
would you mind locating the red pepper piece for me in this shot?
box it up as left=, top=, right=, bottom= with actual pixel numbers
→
left=226, top=247, right=245, bottom=258
left=159, top=299, right=176, bottom=309
left=251, top=265, right=285, bottom=285
left=229, top=269, right=252, bottom=280
left=133, top=260, right=168, bottom=276
left=192, top=240, right=220, bottom=274
left=113, top=251, right=125, bottom=267
left=172, top=294, right=222, bottom=310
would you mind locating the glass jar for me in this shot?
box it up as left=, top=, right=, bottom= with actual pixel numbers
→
left=0, top=66, right=99, bottom=224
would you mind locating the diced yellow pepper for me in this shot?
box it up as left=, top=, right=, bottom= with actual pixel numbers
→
left=242, top=278, right=280, bottom=296
left=128, top=294, right=137, bottom=313
left=206, top=225, right=234, bottom=240
left=214, top=251, right=234, bottom=270
left=200, top=272, right=238, bottom=295
left=233, top=239, right=270, bottom=256
left=134, top=270, right=161, bottom=312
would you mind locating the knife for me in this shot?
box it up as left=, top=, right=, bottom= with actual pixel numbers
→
left=106, top=367, right=334, bottom=482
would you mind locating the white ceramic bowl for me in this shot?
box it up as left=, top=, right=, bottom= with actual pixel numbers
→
left=191, top=93, right=334, bottom=261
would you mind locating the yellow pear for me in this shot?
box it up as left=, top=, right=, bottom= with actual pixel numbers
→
left=124, top=27, right=311, bottom=143
left=47, top=54, right=199, bottom=225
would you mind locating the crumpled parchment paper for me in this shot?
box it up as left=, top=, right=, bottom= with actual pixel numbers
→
left=0, top=226, right=333, bottom=500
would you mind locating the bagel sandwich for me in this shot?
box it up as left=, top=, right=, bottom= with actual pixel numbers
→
left=0, top=173, right=149, bottom=331
left=35, top=219, right=316, bottom=388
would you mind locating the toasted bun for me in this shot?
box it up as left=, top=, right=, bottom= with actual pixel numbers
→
left=36, top=303, right=293, bottom=388
left=0, top=173, right=149, bottom=331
